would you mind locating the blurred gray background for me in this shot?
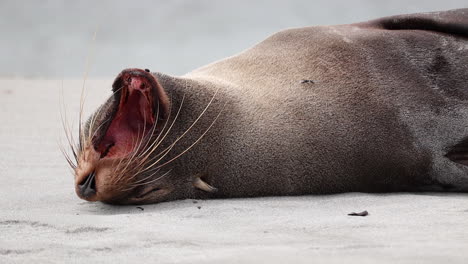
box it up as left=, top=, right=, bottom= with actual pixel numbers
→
left=1, top=0, right=466, bottom=79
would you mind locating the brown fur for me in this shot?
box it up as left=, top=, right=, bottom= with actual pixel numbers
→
left=69, top=9, right=468, bottom=204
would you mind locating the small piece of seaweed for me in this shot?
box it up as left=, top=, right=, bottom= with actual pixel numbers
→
left=348, top=210, right=369, bottom=217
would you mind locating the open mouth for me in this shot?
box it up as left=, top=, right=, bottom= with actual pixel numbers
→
left=96, top=71, right=157, bottom=159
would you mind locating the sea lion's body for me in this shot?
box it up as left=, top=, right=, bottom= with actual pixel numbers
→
left=71, top=9, right=468, bottom=204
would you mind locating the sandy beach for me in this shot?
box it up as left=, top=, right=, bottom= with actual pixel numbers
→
left=2, top=1, right=468, bottom=262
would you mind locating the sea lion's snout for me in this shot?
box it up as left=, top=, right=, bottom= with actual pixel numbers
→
left=77, top=171, right=96, bottom=199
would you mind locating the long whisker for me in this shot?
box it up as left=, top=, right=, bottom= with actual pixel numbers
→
left=59, top=80, right=78, bottom=167
left=155, top=102, right=226, bottom=169
left=126, top=165, right=163, bottom=186
left=123, top=79, right=188, bottom=178
left=113, top=127, right=144, bottom=184
left=89, top=117, right=111, bottom=144
left=96, top=86, right=135, bottom=174
left=86, top=86, right=124, bottom=152
left=115, top=115, right=149, bottom=183
left=128, top=168, right=161, bottom=186
left=133, top=112, right=181, bottom=173
left=140, top=92, right=185, bottom=163
left=113, top=93, right=180, bottom=185
left=120, top=91, right=183, bottom=181
left=131, top=169, right=172, bottom=189
left=79, top=27, right=99, bottom=161
left=132, top=110, right=150, bottom=157
left=129, top=143, right=175, bottom=182
left=59, top=142, right=77, bottom=170
left=60, top=106, right=77, bottom=163
left=113, top=106, right=154, bottom=185
left=141, top=87, right=220, bottom=173
left=133, top=98, right=161, bottom=162
left=123, top=169, right=172, bottom=192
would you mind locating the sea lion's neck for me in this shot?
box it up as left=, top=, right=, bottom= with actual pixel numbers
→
left=150, top=72, right=228, bottom=199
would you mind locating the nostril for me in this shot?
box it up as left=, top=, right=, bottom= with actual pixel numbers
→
left=78, top=171, right=97, bottom=198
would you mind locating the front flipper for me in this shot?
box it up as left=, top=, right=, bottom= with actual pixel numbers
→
left=193, top=174, right=218, bottom=193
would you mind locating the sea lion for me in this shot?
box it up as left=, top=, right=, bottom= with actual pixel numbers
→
left=64, top=9, right=468, bottom=205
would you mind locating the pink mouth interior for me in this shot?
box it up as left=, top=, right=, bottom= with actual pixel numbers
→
left=97, top=75, right=155, bottom=159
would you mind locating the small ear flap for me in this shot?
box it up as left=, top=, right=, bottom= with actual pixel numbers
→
left=193, top=175, right=218, bottom=193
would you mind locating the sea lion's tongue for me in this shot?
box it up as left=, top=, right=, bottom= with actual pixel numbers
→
left=97, top=76, right=154, bottom=159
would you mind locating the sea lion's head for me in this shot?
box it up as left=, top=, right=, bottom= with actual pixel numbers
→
left=63, top=68, right=218, bottom=204
left=74, top=68, right=173, bottom=204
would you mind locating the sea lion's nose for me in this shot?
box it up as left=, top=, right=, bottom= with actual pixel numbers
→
left=78, top=171, right=97, bottom=198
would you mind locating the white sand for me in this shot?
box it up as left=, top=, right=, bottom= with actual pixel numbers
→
left=1, top=79, right=468, bottom=263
